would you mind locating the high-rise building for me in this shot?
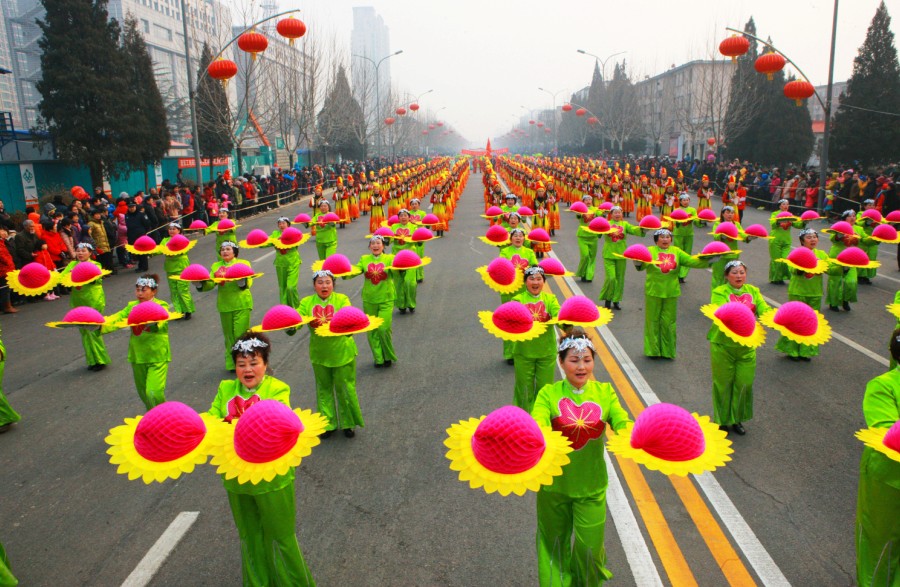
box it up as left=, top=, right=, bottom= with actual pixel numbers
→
left=350, top=6, right=391, bottom=137
left=1, top=0, right=232, bottom=137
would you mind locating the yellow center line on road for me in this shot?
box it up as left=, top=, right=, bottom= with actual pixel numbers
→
left=550, top=274, right=757, bottom=587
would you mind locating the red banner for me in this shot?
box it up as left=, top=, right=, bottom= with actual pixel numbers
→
left=461, top=148, right=508, bottom=156
left=178, top=156, right=230, bottom=169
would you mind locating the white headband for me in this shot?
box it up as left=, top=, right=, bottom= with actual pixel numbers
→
left=724, top=260, right=745, bottom=272
left=558, top=336, right=595, bottom=355
left=524, top=266, right=545, bottom=277
left=654, top=229, right=672, bottom=237
left=136, top=277, right=157, bottom=289
left=509, top=228, right=526, bottom=237
left=220, top=241, right=238, bottom=250
left=232, top=337, right=269, bottom=353
left=312, top=270, right=335, bottom=280
left=799, top=228, right=818, bottom=238
left=75, top=243, right=94, bottom=251
left=277, top=216, right=290, bottom=224
left=168, top=222, right=182, bottom=229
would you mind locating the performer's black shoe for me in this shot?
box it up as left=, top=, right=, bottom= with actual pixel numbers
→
left=604, top=300, right=611, bottom=309
left=343, top=429, right=355, bottom=438
left=718, top=425, right=730, bottom=434
left=384, top=360, right=392, bottom=368
left=183, top=312, right=192, bottom=320
left=612, top=302, right=621, bottom=310
left=829, top=305, right=840, bottom=312
left=843, top=302, right=851, bottom=311
left=322, top=430, right=334, bottom=439
left=506, top=358, right=514, bottom=365
left=409, top=307, right=415, bottom=313
left=799, top=356, right=811, bottom=362
left=399, top=308, right=407, bottom=314
left=732, top=423, right=746, bottom=435
left=374, top=362, right=383, bottom=369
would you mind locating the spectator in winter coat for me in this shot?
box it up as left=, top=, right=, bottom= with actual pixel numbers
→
left=0, top=227, right=17, bottom=313
left=0, top=201, right=14, bottom=231
left=12, top=220, right=42, bottom=268
left=125, top=201, right=152, bottom=272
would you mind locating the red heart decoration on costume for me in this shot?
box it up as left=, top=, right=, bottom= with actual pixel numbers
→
left=365, top=263, right=387, bottom=285
left=552, top=397, right=604, bottom=450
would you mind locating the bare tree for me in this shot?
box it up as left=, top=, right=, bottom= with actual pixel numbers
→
left=604, top=62, right=643, bottom=153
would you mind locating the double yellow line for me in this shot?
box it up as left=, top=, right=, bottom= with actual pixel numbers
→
left=549, top=274, right=757, bottom=587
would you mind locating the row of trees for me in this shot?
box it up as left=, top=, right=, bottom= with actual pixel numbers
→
left=506, top=2, right=899, bottom=168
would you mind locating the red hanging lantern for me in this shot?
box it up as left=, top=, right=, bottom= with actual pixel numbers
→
left=719, top=35, right=750, bottom=61
left=707, top=137, right=716, bottom=146
left=409, top=103, right=420, bottom=112
left=428, top=124, right=435, bottom=130
left=275, top=17, right=306, bottom=45
left=528, top=120, right=535, bottom=125
left=587, top=116, right=599, bottom=125
left=754, top=52, right=786, bottom=80
left=561, top=103, right=573, bottom=112
left=537, top=121, right=544, bottom=127
left=783, top=80, right=815, bottom=106
left=396, top=107, right=407, bottom=116
left=238, top=31, right=268, bottom=60
left=544, top=128, right=551, bottom=133
left=207, top=58, right=238, bottom=85
left=421, top=130, right=428, bottom=135
left=384, top=117, right=396, bottom=125
left=575, top=108, right=587, bottom=117
left=437, top=121, right=444, bottom=127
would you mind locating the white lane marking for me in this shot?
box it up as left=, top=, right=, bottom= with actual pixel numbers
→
left=558, top=263, right=791, bottom=587
left=760, top=295, right=889, bottom=367
left=252, top=250, right=276, bottom=263
left=121, top=511, right=199, bottom=587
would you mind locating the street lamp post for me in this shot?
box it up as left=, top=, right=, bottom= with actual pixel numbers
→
left=538, top=87, right=567, bottom=154
left=352, top=50, right=403, bottom=159
left=576, top=49, right=626, bottom=152
left=410, top=89, right=432, bottom=154
left=724, top=1, right=838, bottom=214
left=181, top=6, right=299, bottom=184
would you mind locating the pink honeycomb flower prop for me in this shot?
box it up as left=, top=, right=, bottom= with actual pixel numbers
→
left=485, top=225, right=510, bottom=243
left=421, top=213, right=440, bottom=225
left=166, top=234, right=191, bottom=252
left=800, top=210, right=821, bottom=221
left=387, top=214, right=400, bottom=225
left=180, top=264, right=211, bottom=281
left=393, top=249, right=423, bottom=269
left=127, top=301, right=169, bottom=325
left=245, top=229, right=269, bottom=246
left=836, top=246, right=871, bottom=267
left=743, top=224, right=769, bottom=238
left=697, top=208, right=717, bottom=221
left=639, top=215, right=662, bottom=229
left=279, top=227, right=304, bottom=245
left=715, top=302, right=757, bottom=338
left=630, top=403, right=705, bottom=462
left=133, top=235, right=157, bottom=253
left=884, top=421, right=900, bottom=452
left=328, top=306, right=370, bottom=334
left=827, top=221, right=854, bottom=236
left=373, top=226, right=395, bottom=238
left=517, top=206, right=534, bottom=217
left=261, top=305, right=303, bottom=330
left=487, top=258, right=517, bottom=285
left=484, top=205, right=503, bottom=217
left=786, top=247, right=819, bottom=270
left=62, top=306, right=105, bottom=324
left=471, top=406, right=545, bottom=474
left=776, top=211, right=795, bottom=220
left=668, top=209, right=690, bottom=221
left=714, top=222, right=739, bottom=239
left=861, top=209, right=883, bottom=223
left=700, top=241, right=731, bottom=255
left=217, top=219, right=236, bottom=231
left=622, top=244, right=653, bottom=263
left=588, top=217, right=611, bottom=233
left=293, top=213, right=312, bottom=223
left=233, top=400, right=303, bottom=464
left=568, top=201, right=589, bottom=214
left=492, top=302, right=535, bottom=334
left=773, top=301, right=819, bottom=337
left=527, top=228, right=552, bottom=242
left=598, top=202, right=613, bottom=211
left=223, top=264, right=255, bottom=279
left=69, top=262, right=102, bottom=284
left=319, top=212, right=340, bottom=223
left=885, top=210, right=900, bottom=223
left=134, top=402, right=206, bottom=463
left=872, top=224, right=898, bottom=241
left=539, top=258, right=568, bottom=276
left=187, top=219, right=208, bottom=230
left=558, top=295, right=600, bottom=323
left=411, top=227, right=435, bottom=242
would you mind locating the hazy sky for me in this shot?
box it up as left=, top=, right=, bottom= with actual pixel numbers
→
left=273, top=0, right=899, bottom=146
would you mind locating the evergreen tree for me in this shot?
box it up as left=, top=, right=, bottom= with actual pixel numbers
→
left=831, top=1, right=900, bottom=166
left=36, top=0, right=134, bottom=185
left=317, top=66, right=365, bottom=160
left=196, top=43, right=234, bottom=158
left=722, top=18, right=766, bottom=159
left=121, top=17, right=170, bottom=170
left=753, top=72, right=814, bottom=165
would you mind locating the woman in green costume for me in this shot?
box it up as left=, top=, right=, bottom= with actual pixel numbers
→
left=104, top=274, right=172, bottom=410
left=827, top=210, right=864, bottom=312
left=407, top=198, right=428, bottom=283
left=635, top=229, right=710, bottom=359
left=775, top=229, right=830, bottom=361
left=0, top=328, right=20, bottom=434
left=575, top=195, right=600, bottom=283
left=708, top=261, right=770, bottom=435
left=160, top=222, right=195, bottom=320
left=599, top=205, right=643, bottom=310
left=531, top=328, right=632, bottom=586
left=391, top=209, right=419, bottom=314
left=199, top=242, right=254, bottom=371
left=297, top=271, right=362, bottom=438
left=61, top=243, right=111, bottom=371
left=207, top=331, right=316, bottom=587
left=672, top=193, right=698, bottom=283
left=768, top=199, right=794, bottom=284
left=855, top=200, right=880, bottom=285
left=271, top=217, right=301, bottom=308
left=354, top=236, right=397, bottom=368
left=207, top=209, right=237, bottom=261
left=512, top=267, right=559, bottom=412
left=855, top=330, right=900, bottom=587
left=311, top=200, right=338, bottom=261
left=499, top=228, right=538, bottom=364
left=710, top=206, right=745, bottom=290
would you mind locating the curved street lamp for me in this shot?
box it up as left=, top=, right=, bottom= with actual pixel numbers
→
left=352, top=49, right=403, bottom=158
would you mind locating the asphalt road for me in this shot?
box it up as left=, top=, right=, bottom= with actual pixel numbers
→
left=0, top=172, right=892, bottom=586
